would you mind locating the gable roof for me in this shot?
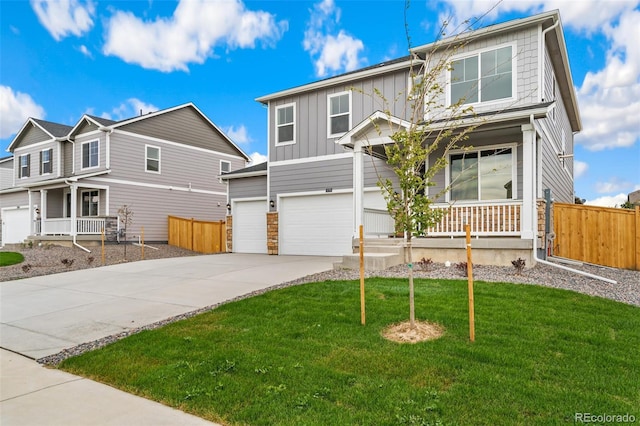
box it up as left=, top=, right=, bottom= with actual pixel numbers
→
left=7, top=118, right=73, bottom=152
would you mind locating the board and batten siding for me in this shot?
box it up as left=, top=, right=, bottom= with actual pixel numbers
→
left=229, top=175, right=267, bottom=200
left=107, top=132, right=245, bottom=192
left=117, top=107, right=244, bottom=157
left=96, top=180, right=228, bottom=241
left=269, top=68, right=412, bottom=163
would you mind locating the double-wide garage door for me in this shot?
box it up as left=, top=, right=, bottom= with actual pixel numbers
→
left=280, top=192, right=353, bottom=256
left=233, top=200, right=268, bottom=254
left=1, top=208, right=31, bottom=245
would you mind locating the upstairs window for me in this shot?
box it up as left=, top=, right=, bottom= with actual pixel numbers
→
left=145, top=145, right=160, bottom=173
left=220, top=160, right=231, bottom=174
left=450, top=45, right=514, bottom=106
left=449, top=146, right=515, bottom=201
left=276, top=103, right=295, bottom=145
left=40, top=149, right=52, bottom=174
left=19, top=154, right=30, bottom=178
left=82, top=140, right=99, bottom=169
left=328, top=91, right=351, bottom=137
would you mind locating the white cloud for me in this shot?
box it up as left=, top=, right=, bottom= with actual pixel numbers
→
left=224, top=125, right=252, bottom=144
left=31, top=0, right=95, bottom=41
left=0, top=86, right=46, bottom=140
left=574, top=160, right=588, bottom=178
left=585, top=193, right=628, bottom=207
left=248, top=152, right=267, bottom=165
left=99, top=98, right=158, bottom=121
left=303, top=0, right=365, bottom=77
left=79, top=45, right=92, bottom=58
left=103, top=0, right=287, bottom=72
left=595, top=177, right=634, bottom=194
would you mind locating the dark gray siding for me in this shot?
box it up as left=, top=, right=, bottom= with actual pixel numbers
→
left=229, top=176, right=267, bottom=199
left=63, top=141, right=73, bottom=176
left=46, top=188, right=65, bottom=218
left=364, top=156, right=397, bottom=187
left=117, top=107, right=244, bottom=157
left=270, top=157, right=353, bottom=197
left=0, top=159, right=13, bottom=189
left=12, top=141, right=60, bottom=185
left=74, top=120, right=99, bottom=134
left=0, top=190, right=29, bottom=209
left=73, top=133, right=107, bottom=175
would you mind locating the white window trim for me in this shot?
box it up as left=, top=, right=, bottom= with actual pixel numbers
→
left=80, top=189, right=100, bottom=217
left=275, top=102, right=296, bottom=146
left=327, top=90, right=352, bottom=138
left=220, top=160, right=231, bottom=175
left=445, top=142, right=518, bottom=203
left=19, top=154, right=29, bottom=179
left=41, top=148, right=52, bottom=175
left=145, top=144, right=161, bottom=174
left=81, top=140, right=100, bottom=170
left=446, top=42, right=517, bottom=108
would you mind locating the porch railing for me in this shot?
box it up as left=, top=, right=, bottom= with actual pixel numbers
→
left=37, top=217, right=115, bottom=236
left=76, top=217, right=107, bottom=234
left=362, top=201, right=522, bottom=237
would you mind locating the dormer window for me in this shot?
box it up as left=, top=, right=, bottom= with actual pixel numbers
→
left=328, top=91, right=351, bottom=137
left=450, top=44, right=515, bottom=106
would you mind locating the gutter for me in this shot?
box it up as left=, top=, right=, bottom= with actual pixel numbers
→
left=527, top=114, right=616, bottom=284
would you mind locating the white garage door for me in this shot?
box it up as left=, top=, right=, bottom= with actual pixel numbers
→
left=233, top=200, right=268, bottom=254
left=280, top=192, right=353, bottom=256
left=2, top=208, right=31, bottom=245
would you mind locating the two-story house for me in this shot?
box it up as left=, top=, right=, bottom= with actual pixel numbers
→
left=223, top=10, right=580, bottom=267
left=0, top=103, right=249, bottom=247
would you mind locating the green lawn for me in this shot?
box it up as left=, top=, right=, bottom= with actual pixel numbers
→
left=0, top=252, right=24, bottom=267
left=60, top=278, right=640, bottom=425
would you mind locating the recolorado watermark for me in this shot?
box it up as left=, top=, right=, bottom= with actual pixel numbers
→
left=575, top=413, right=637, bottom=424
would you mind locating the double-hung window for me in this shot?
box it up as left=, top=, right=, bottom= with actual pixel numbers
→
left=82, top=140, right=99, bottom=169
left=220, top=160, right=231, bottom=174
left=450, top=45, right=514, bottom=105
left=81, top=190, right=99, bottom=216
left=328, top=91, right=351, bottom=137
left=276, top=103, right=295, bottom=145
left=145, top=145, right=160, bottom=173
left=449, top=146, right=515, bottom=201
left=19, top=154, right=30, bottom=178
left=40, top=149, right=53, bottom=174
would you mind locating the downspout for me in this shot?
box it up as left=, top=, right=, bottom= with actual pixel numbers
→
left=99, top=126, right=113, bottom=169
left=528, top=115, right=616, bottom=284
left=539, top=19, right=560, bottom=102
left=64, top=178, right=91, bottom=253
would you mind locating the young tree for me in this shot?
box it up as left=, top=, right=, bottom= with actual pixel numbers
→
left=369, top=8, right=487, bottom=329
left=118, top=204, right=134, bottom=260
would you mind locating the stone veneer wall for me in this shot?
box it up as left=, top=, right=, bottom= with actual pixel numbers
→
left=226, top=215, right=232, bottom=252
left=267, top=212, right=278, bottom=255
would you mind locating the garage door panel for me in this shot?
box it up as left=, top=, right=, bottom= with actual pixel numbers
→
left=280, top=193, right=353, bottom=256
left=2, top=209, right=31, bottom=244
left=233, top=200, right=267, bottom=254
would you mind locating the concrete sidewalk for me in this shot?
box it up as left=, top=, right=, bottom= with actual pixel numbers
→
left=1, top=253, right=337, bottom=425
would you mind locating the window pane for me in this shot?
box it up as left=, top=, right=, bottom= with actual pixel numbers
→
left=451, top=59, right=465, bottom=82
left=331, top=94, right=349, bottom=115
left=221, top=161, right=230, bottom=173
left=278, top=106, right=293, bottom=125
left=147, top=159, right=159, bottom=172
left=331, top=115, right=349, bottom=135
left=481, top=50, right=496, bottom=78
left=278, top=124, right=294, bottom=142
left=465, top=56, right=478, bottom=80
left=496, top=46, right=512, bottom=73
left=451, top=80, right=478, bottom=104
left=481, top=72, right=512, bottom=102
left=480, top=149, right=512, bottom=200
left=450, top=153, right=478, bottom=200
left=147, top=147, right=159, bottom=160
left=83, top=144, right=89, bottom=167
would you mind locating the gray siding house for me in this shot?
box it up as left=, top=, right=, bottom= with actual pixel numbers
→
left=1, top=103, right=249, bottom=247
left=224, top=10, right=580, bottom=267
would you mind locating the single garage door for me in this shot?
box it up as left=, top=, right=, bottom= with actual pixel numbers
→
left=233, top=199, right=268, bottom=254
left=2, top=208, right=31, bottom=245
left=280, top=192, right=353, bottom=256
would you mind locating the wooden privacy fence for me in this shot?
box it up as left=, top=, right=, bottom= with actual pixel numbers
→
left=168, top=215, right=226, bottom=254
left=553, top=203, right=639, bottom=270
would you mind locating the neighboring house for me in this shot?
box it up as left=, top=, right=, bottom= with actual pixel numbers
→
left=0, top=103, right=249, bottom=247
left=224, top=10, right=580, bottom=267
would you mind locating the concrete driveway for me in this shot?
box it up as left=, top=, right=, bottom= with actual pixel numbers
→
left=1, top=253, right=337, bottom=425
left=1, top=253, right=337, bottom=359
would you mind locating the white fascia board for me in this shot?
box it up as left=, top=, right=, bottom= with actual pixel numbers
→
left=269, top=152, right=352, bottom=168
left=220, top=170, right=267, bottom=180
left=256, top=60, right=413, bottom=103
left=7, top=118, right=57, bottom=152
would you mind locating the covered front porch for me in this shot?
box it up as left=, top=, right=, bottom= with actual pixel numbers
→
left=26, top=180, right=118, bottom=241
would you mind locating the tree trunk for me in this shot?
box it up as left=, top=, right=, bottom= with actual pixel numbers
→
left=408, top=236, right=415, bottom=329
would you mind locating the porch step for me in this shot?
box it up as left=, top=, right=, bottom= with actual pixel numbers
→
left=334, top=252, right=404, bottom=271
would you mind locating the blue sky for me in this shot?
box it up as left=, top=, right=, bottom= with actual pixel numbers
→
left=1, top=0, right=638, bottom=206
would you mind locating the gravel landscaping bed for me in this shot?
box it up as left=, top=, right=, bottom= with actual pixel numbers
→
left=1, top=244, right=637, bottom=365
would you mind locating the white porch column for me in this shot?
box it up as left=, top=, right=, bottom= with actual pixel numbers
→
left=353, top=141, right=364, bottom=238
left=40, top=190, right=47, bottom=235
left=70, top=184, right=78, bottom=236
left=521, top=123, right=535, bottom=239
left=28, top=190, right=33, bottom=235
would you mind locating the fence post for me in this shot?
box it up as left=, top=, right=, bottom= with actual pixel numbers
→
left=636, top=206, right=640, bottom=270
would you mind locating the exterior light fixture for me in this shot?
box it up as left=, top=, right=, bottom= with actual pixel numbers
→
left=270, top=200, right=275, bottom=208
left=226, top=203, right=231, bottom=213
